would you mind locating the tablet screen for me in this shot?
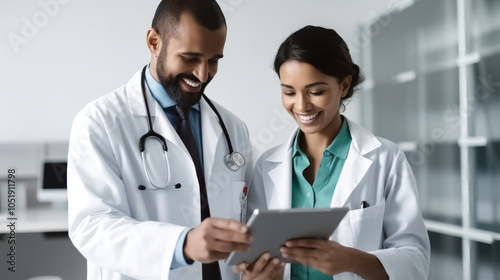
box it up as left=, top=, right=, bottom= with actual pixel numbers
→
left=225, top=207, right=349, bottom=265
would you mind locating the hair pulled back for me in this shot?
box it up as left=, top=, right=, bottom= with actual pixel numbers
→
left=274, top=25, right=364, bottom=109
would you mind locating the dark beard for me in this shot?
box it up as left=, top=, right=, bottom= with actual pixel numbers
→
left=156, top=49, right=211, bottom=107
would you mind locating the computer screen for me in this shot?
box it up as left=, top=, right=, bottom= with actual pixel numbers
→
left=37, top=161, right=68, bottom=203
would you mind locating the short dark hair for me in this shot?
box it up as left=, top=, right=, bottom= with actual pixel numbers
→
left=152, top=0, right=226, bottom=40
left=274, top=25, right=364, bottom=109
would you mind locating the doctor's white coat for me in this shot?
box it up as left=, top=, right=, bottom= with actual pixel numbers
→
left=67, top=70, right=252, bottom=280
left=247, top=118, right=430, bottom=280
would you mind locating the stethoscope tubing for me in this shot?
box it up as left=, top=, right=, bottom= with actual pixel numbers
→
left=138, top=65, right=244, bottom=190
left=201, top=94, right=234, bottom=154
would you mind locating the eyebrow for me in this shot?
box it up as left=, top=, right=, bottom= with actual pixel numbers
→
left=182, top=52, right=224, bottom=59
left=280, top=82, right=328, bottom=89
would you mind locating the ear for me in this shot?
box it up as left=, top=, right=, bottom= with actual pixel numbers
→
left=146, top=28, right=162, bottom=57
left=340, top=75, right=352, bottom=98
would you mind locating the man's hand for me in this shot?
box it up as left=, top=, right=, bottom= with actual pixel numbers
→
left=184, top=217, right=253, bottom=263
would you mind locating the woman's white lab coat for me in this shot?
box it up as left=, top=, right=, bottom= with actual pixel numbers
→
left=67, top=70, right=252, bottom=280
left=247, top=118, right=430, bottom=280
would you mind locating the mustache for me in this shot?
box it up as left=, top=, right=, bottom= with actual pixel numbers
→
left=179, top=74, right=201, bottom=83
left=178, top=74, right=213, bottom=85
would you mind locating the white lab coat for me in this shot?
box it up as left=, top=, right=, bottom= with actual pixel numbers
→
left=67, top=70, right=252, bottom=280
left=247, top=118, right=430, bottom=280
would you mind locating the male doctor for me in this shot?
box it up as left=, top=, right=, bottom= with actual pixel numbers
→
left=67, top=0, right=253, bottom=279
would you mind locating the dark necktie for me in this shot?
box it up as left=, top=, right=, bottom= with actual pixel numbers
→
left=175, top=105, right=221, bottom=280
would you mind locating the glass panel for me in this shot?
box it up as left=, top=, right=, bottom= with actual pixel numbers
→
left=469, top=143, right=500, bottom=232
left=417, top=0, right=459, bottom=72
left=371, top=68, right=460, bottom=144
left=471, top=0, right=500, bottom=55
left=371, top=81, right=419, bottom=142
left=471, top=241, right=500, bottom=280
left=369, top=0, right=458, bottom=82
left=423, top=67, right=461, bottom=141
left=370, top=8, right=418, bottom=84
left=470, top=53, right=500, bottom=139
left=428, top=232, right=463, bottom=280
left=406, top=144, right=462, bottom=225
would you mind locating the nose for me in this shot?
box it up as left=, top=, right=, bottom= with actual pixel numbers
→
left=193, top=61, right=209, bottom=83
left=296, top=92, right=311, bottom=112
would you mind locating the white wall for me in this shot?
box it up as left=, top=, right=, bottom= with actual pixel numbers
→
left=0, top=0, right=399, bottom=156
left=0, top=0, right=157, bottom=144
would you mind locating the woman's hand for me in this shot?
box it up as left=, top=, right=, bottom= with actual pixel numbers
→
left=280, top=239, right=389, bottom=280
left=280, top=239, right=348, bottom=276
left=233, top=252, right=285, bottom=280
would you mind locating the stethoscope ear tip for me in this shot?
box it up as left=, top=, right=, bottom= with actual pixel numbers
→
left=175, top=183, right=182, bottom=189
left=138, top=185, right=146, bottom=190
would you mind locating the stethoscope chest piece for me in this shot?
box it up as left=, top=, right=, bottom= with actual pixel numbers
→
left=225, top=151, right=245, bottom=171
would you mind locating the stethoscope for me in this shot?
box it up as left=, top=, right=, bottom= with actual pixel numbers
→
left=138, top=65, right=245, bottom=190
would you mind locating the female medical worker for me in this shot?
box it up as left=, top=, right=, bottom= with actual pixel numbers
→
left=236, top=26, right=430, bottom=280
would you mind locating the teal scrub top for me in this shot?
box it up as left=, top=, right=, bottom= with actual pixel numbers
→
left=290, top=118, right=352, bottom=280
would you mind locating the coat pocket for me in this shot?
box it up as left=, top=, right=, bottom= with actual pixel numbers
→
left=348, top=201, right=385, bottom=252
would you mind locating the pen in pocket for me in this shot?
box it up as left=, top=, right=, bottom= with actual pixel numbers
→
left=240, top=186, right=248, bottom=223
left=361, top=201, right=369, bottom=209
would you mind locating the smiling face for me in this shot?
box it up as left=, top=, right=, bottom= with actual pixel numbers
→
left=148, top=12, right=226, bottom=106
left=280, top=60, right=351, bottom=137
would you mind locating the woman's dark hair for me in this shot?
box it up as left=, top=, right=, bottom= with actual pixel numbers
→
left=274, top=25, right=364, bottom=110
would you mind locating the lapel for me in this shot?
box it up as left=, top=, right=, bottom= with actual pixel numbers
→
left=200, top=98, right=223, bottom=183
left=126, top=70, right=150, bottom=117
left=263, top=118, right=382, bottom=210
left=264, top=130, right=296, bottom=209
left=330, top=118, right=381, bottom=207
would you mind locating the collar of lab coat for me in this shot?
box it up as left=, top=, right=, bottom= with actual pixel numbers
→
left=263, top=116, right=382, bottom=208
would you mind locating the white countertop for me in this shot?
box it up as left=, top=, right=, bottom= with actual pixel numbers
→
left=0, top=205, right=68, bottom=233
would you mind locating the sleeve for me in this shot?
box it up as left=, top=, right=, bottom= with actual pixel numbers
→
left=370, top=148, right=431, bottom=279
left=170, top=228, right=193, bottom=269
left=67, top=112, right=186, bottom=279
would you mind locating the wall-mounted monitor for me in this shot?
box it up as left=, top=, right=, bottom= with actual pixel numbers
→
left=37, top=161, right=68, bottom=203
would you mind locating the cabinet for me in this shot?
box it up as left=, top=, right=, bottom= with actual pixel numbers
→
left=357, top=0, right=500, bottom=279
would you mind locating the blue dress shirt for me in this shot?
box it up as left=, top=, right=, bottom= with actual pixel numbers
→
left=144, top=65, right=202, bottom=269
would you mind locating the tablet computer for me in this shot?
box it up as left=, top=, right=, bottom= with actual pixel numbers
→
left=225, top=207, right=349, bottom=265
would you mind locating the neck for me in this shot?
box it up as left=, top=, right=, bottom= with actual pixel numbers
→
left=148, top=61, right=160, bottom=82
left=300, top=115, right=343, bottom=155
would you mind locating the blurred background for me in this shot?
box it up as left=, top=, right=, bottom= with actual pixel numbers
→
left=0, top=0, right=498, bottom=279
